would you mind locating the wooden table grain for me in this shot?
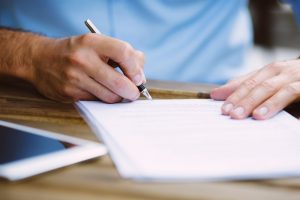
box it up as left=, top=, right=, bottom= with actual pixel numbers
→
left=1, top=76, right=300, bottom=200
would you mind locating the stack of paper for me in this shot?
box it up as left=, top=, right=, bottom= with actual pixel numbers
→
left=76, top=99, right=300, bottom=181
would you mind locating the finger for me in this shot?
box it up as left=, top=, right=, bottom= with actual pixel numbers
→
left=221, top=62, right=285, bottom=115
left=77, top=74, right=123, bottom=103
left=252, top=82, right=300, bottom=120
left=87, top=34, right=146, bottom=85
left=229, top=74, right=290, bottom=119
left=210, top=70, right=257, bottom=100
left=92, top=58, right=140, bottom=101
left=70, top=49, right=140, bottom=101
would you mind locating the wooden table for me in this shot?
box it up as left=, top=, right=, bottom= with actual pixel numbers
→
left=1, top=77, right=300, bottom=200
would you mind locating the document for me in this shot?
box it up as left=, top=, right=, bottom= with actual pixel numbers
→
left=77, top=99, right=300, bottom=181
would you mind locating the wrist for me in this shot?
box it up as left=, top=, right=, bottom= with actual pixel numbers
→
left=22, top=35, right=59, bottom=84
left=28, top=36, right=55, bottom=83
left=28, top=35, right=67, bottom=85
left=0, top=30, right=54, bottom=83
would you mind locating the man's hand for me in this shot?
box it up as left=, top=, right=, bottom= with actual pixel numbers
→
left=0, top=28, right=145, bottom=103
left=211, top=59, right=300, bottom=120
left=32, top=34, right=145, bottom=102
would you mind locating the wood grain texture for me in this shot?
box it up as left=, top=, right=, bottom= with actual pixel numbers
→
left=145, top=80, right=215, bottom=99
left=1, top=76, right=300, bottom=200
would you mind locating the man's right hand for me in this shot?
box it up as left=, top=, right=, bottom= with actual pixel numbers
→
left=31, top=33, right=146, bottom=103
left=0, top=29, right=145, bottom=103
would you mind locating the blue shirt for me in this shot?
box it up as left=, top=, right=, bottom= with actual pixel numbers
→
left=284, top=0, right=300, bottom=26
left=0, top=0, right=253, bottom=84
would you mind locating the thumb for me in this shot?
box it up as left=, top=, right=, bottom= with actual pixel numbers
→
left=210, top=71, right=257, bottom=100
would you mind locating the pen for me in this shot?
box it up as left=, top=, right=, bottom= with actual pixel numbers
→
left=84, top=19, right=152, bottom=100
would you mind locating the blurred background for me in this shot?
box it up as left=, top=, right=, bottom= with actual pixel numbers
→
left=245, top=0, right=300, bottom=72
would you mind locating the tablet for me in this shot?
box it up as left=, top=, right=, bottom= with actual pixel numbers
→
left=0, top=120, right=107, bottom=181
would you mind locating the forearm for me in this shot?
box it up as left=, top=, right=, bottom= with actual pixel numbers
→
left=0, top=27, right=49, bottom=82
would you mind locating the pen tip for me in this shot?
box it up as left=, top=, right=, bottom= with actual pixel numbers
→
left=142, top=89, right=153, bottom=100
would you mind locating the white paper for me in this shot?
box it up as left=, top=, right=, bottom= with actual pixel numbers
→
left=77, top=99, right=300, bottom=181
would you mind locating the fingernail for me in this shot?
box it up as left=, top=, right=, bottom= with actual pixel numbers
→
left=233, top=106, right=244, bottom=116
left=223, top=103, right=233, bottom=114
left=257, top=106, right=268, bottom=116
left=133, top=74, right=143, bottom=85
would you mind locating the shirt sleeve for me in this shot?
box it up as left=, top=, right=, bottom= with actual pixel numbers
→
left=283, top=0, right=300, bottom=26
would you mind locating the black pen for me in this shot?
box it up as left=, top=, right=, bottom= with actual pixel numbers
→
left=84, top=19, right=152, bottom=100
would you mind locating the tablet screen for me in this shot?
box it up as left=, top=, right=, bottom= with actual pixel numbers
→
left=0, top=125, right=76, bottom=164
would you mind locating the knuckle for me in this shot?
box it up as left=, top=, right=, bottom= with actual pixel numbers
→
left=77, top=33, right=96, bottom=46
left=226, top=94, right=241, bottom=104
left=242, top=79, right=258, bottom=90
left=260, top=80, right=276, bottom=92
left=244, top=95, right=257, bottom=107
left=122, top=42, right=134, bottom=52
left=120, top=42, right=134, bottom=61
left=137, top=50, right=145, bottom=60
left=226, top=86, right=249, bottom=104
